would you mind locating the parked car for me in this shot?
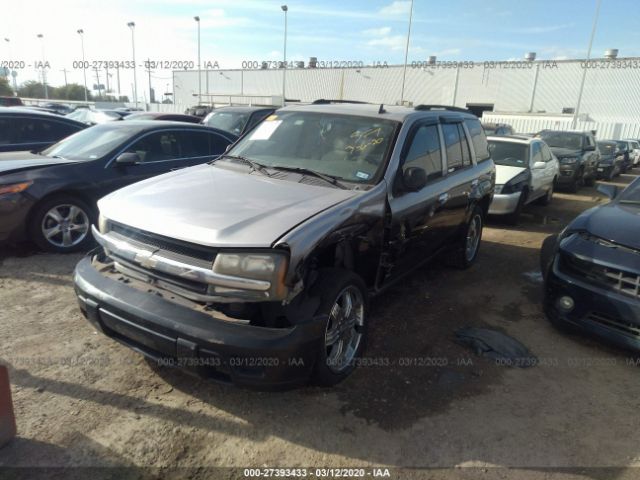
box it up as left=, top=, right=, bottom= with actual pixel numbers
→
left=73, top=103, right=495, bottom=388
left=536, top=130, right=600, bottom=192
left=487, top=135, right=558, bottom=224
left=596, top=141, right=624, bottom=180
left=0, top=96, right=23, bottom=107
left=482, top=122, right=514, bottom=136
left=185, top=105, right=214, bottom=117
left=627, top=140, right=640, bottom=167
left=0, top=107, right=86, bottom=153
left=614, top=140, right=632, bottom=173
left=541, top=177, right=640, bottom=353
left=66, top=109, right=127, bottom=125
left=124, top=112, right=202, bottom=123
left=41, top=103, right=73, bottom=115
left=202, top=106, right=277, bottom=137
left=0, top=121, right=237, bottom=252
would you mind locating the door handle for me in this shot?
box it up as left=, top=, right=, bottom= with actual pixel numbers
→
left=438, top=193, right=449, bottom=203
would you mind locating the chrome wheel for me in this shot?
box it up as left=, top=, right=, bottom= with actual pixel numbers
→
left=465, top=214, right=482, bottom=262
left=41, top=204, right=90, bottom=248
left=324, top=285, right=365, bottom=374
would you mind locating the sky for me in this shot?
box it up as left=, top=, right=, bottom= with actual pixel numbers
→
left=3, top=0, right=639, bottom=102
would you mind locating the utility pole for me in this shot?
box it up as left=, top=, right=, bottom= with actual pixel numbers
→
left=93, top=67, right=101, bottom=98
left=146, top=58, right=153, bottom=105
left=60, top=69, right=68, bottom=86
left=116, top=64, right=122, bottom=99
left=105, top=65, right=110, bottom=93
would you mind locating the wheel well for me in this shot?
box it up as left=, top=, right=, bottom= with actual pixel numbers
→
left=478, top=194, right=492, bottom=219
left=27, top=190, right=97, bottom=229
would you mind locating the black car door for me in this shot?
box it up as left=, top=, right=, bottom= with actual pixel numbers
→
left=386, top=119, right=450, bottom=281
left=94, top=129, right=232, bottom=199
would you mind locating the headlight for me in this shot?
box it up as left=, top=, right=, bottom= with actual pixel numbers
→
left=212, top=251, right=288, bottom=300
left=0, top=181, right=32, bottom=196
left=560, top=157, right=578, bottom=165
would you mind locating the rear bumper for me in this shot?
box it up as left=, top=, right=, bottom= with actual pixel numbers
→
left=73, top=256, right=325, bottom=389
left=544, top=257, right=640, bottom=352
left=488, top=192, right=521, bottom=215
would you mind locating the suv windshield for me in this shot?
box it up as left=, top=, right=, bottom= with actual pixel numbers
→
left=41, top=125, right=132, bottom=160
left=487, top=141, right=528, bottom=167
left=225, top=111, right=398, bottom=184
left=538, top=131, right=583, bottom=150
left=203, top=111, right=250, bottom=136
left=618, top=180, right=640, bottom=205
left=597, top=142, right=616, bottom=155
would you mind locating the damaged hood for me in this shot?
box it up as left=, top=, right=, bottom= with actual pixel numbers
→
left=0, top=151, right=75, bottom=175
left=570, top=202, right=640, bottom=251
left=495, top=165, right=527, bottom=185
left=99, top=163, right=359, bottom=248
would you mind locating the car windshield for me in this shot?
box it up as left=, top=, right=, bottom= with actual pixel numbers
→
left=225, top=111, right=398, bottom=184
left=538, top=131, right=583, bottom=149
left=616, top=141, right=628, bottom=151
left=597, top=142, right=616, bottom=155
left=487, top=141, right=528, bottom=167
left=618, top=180, right=640, bottom=205
left=41, top=125, right=133, bottom=160
left=203, top=111, right=250, bottom=135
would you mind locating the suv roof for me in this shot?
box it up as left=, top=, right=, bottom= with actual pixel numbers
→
left=212, top=106, right=276, bottom=113
left=487, top=134, right=538, bottom=145
left=281, top=102, right=478, bottom=123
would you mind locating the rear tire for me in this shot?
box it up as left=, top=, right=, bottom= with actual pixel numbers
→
left=311, top=268, right=369, bottom=386
left=446, top=206, right=484, bottom=269
left=29, top=194, right=95, bottom=253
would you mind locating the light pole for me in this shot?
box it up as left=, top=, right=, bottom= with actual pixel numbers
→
left=77, top=29, right=88, bottom=102
left=399, top=0, right=414, bottom=105
left=572, top=0, right=602, bottom=129
left=281, top=5, right=288, bottom=106
left=127, top=22, right=138, bottom=108
left=36, top=34, right=49, bottom=100
left=194, top=16, right=201, bottom=104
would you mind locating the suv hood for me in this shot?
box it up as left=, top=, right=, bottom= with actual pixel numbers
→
left=495, top=165, right=526, bottom=185
left=548, top=147, right=581, bottom=158
left=99, top=163, right=359, bottom=248
left=0, top=151, right=75, bottom=175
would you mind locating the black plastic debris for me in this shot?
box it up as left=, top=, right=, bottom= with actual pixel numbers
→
left=455, top=327, right=538, bottom=368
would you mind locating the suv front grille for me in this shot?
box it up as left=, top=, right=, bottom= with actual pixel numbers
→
left=110, top=222, right=217, bottom=262
left=559, top=253, right=640, bottom=299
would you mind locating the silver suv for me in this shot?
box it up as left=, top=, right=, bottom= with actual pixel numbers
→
left=74, top=102, right=495, bottom=388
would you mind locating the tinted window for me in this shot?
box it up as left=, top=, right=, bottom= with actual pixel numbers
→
left=442, top=123, right=463, bottom=171
left=246, top=111, right=273, bottom=131
left=0, top=118, right=16, bottom=145
left=178, top=131, right=212, bottom=157
left=459, top=124, right=472, bottom=166
left=41, top=120, right=82, bottom=141
left=465, top=119, right=490, bottom=162
left=125, top=131, right=181, bottom=163
left=403, top=124, right=442, bottom=181
left=42, top=125, right=133, bottom=160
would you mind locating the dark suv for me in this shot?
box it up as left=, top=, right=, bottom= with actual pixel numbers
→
left=0, top=107, right=86, bottom=152
left=74, top=103, right=495, bottom=388
left=536, top=130, right=600, bottom=192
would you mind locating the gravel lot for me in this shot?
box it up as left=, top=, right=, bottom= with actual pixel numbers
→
left=1, top=173, right=639, bottom=480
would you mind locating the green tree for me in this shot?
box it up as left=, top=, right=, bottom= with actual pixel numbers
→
left=0, top=77, right=13, bottom=96
left=17, top=81, right=56, bottom=99
left=54, top=83, right=92, bottom=101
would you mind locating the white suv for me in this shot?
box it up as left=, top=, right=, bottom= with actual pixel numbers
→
left=487, top=135, right=559, bottom=224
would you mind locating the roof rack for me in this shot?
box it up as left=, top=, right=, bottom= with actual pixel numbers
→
left=414, top=104, right=471, bottom=114
left=311, top=99, right=370, bottom=105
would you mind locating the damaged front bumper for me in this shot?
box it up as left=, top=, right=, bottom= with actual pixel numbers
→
left=73, top=254, right=325, bottom=389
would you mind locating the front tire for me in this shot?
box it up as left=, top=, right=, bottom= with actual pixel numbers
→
left=311, top=268, right=369, bottom=386
left=29, top=195, right=95, bottom=253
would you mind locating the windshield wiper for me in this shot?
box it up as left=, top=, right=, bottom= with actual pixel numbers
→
left=213, top=154, right=272, bottom=176
left=269, top=165, right=348, bottom=189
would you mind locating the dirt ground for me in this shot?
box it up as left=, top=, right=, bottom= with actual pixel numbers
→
left=1, top=173, right=639, bottom=480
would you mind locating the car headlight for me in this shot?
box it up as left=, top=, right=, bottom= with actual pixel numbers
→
left=211, top=251, right=289, bottom=300
left=560, top=157, right=578, bottom=165
left=0, top=181, right=32, bottom=196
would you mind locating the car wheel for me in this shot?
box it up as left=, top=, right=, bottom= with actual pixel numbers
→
left=538, top=182, right=554, bottom=206
left=447, top=205, right=484, bottom=269
left=311, top=268, right=368, bottom=386
left=30, top=195, right=95, bottom=253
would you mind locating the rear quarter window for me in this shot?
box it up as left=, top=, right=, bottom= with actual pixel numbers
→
left=464, top=118, right=491, bottom=162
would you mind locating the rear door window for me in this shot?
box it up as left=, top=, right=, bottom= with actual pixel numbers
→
left=125, top=131, right=182, bottom=163
left=531, top=142, right=544, bottom=166
left=442, top=123, right=464, bottom=172
left=463, top=118, right=490, bottom=163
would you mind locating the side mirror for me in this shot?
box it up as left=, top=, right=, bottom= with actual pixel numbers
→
left=533, top=161, right=546, bottom=169
left=597, top=183, right=619, bottom=199
left=115, top=152, right=140, bottom=166
left=403, top=166, right=427, bottom=192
